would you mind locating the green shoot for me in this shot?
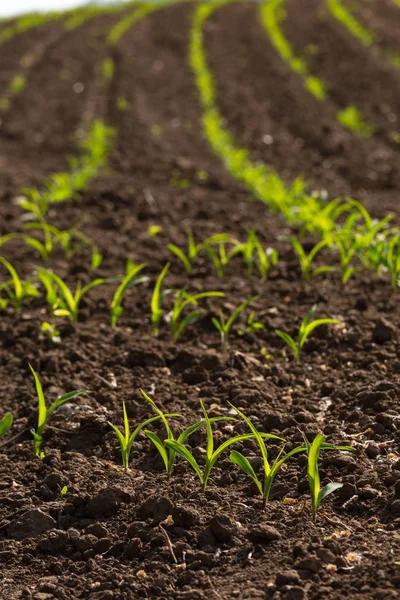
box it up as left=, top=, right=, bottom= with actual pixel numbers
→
left=239, top=230, right=279, bottom=278
left=238, top=312, right=265, bottom=336
left=108, top=401, right=179, bottom=472
left=141, top=391, right=234, bottom=478
left=275, top=305, right=342, bottom=362
left=301, top=432, right=354, bottom=521
left=289, top=236, right=336, bottom=282
left=384, top=232, right=400, bottom=291
left=168, top=231, right=234, bottom=273
left=333, top=233, right=361, bottom=285
left=164, top=400, right=283, bottom=492
left=204, top=239, right=242, bottom=277
left=170, top=289, right=224, bottom=342
left=110, top=263, right=147, bottom=327
left=212, top=296, right=257, bottom=351
left=41, top=321, right=61, bottom=344
left=38, top=269, right=106, bottom=323
left=0, top=256, right=39, bottom=310
left=151, top=263, right=170, bottom=336
left=0, top=413, right=13, bottom=439
left=228, top=402, right=302, bottom=508
left=29, top=364, right=88, bottom=458
left=101, top=57, right=114, bottom=83
left=337, top=106, right=375, bottom=138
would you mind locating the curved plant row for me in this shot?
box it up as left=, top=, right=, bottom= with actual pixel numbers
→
left=260, top=0, right=375, bottom=138
left=0, top=1, right=138, bottom=113
left=0, top=366, right=354, bottom=521
left=326, top=0, right=400, bottom=67
left=190, top=0, right=400, bottom=243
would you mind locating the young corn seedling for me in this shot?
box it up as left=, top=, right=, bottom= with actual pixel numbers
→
left=0, top=256, right=39, bottom=310
left=289, top=236, right=336, bottom=282
left=240, top=230, right=278, bottom=279
left=276, top=305, right=341, bottom=363
left=0, top=413, right=12, bottom=439
left=302, top=432, right=353, bottom=522
left=164, top=400, right=282, bottom=492
left=38, top=269, right=106, bottom=323
left=29, top=364, right=88, bottom=458
left=384, top=232, right=400, bottom=291
left=141, top=390, right=234, bottom=478
left=41, top=321, right=61, bottom=344
left=169, top=289, right=224, bottom=342
left=333, top=233, right=361, bottom=285
left=167, top=231, right=234, bottom=274
left=108, top=401, right=180, bottom=472
left=110, top=262, right=147, bottom=327
left=204, top=239, right=243, bottom=277
left=151, top=263, right=170, bottom=336
left=238, top=312, right=264, bottom=336
left=212, top=296, right=257, bottom=351
left=228, top=402, right=302, bottom=508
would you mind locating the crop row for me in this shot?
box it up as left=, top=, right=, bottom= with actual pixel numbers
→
left=260, top=0, right=376, bottom=138
left=0, top=366, right=354, bottom=521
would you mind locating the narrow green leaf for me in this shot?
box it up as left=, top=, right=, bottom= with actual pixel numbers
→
left=0, top=413, right=12, bottom=438
left=144, top=430, right=169, bottom=471
left=230, top=450, right=262, bottom=492
left=164, top=439, right=204, bottom=484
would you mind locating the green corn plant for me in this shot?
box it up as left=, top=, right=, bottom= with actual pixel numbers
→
left=275, top=305, right=341, bottom=363
left=108, top=401, right=180, bottom=472
left=289, top=236, right=336, bottom=282
left=238, top=312, right=265, bottom=336
left=302, top=432, right=354, bottom=522
left=29, top=364, right=88, bottom=458
left=333, top=233, right=361, bottom=285
left=167, top=231, right=234, bottom=273
left=337, top=106, right=375, bottom=138
left=228, top=402, right=303, bottom=508
left=384, top=232, right=400, bottom=290
left=38, top=269, right=106, bottom=323
left=41, top=321, right=61, bottom=343
left=151, top=263, right=170, bottom=336
left=204, top=239, right=243, bottom=277
left=141, top=390, right=235, bottom=478
left=0, top=413, right=13, bottom=439
left=110, top=263, right=147, bottom=327
left=0, top=256, right=39, bottom=310
left=240, top=230, right=278, bottom=278
left=164, top=400, right=283, bottom=492
left=18, top=186, right=49, bottom=219
left=169, top=289, right=224, bottom=342
left=212, top=296, right=257, bottom=351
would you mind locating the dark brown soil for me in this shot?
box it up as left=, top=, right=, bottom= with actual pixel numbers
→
left=0, top=2, right=400, bottom=600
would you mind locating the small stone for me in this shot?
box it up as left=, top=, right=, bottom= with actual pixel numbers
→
left=276, top=570, right=301, bottom=585
left=247, top=524, right=281, bottom=544
left=172, top=506, right=199, bottom=528
left=359, top=487, right=380, bottom=500
left=366, top=443, right=380, bottom=459
left=124, top=537, right=142, bottom=559
left=7, top=509, right=56, bottom=540
left=372, top=318, right=395, bottom=344
left=76, top=534, right=97, bottom=553
left=316, top=548, right=336, bottom=564
left=85, top=523, right=108, bottom=539
left=86, top=487, right=127, bottom=517
left=136, top=496, right=173, bottom=523
left=297, top=557, right=322, bottom=573
left=282, top=587, right=307, bottom=600
left=209, top=514, right=236, bottom=543
left=42, top=472, right=64, bottom=492
left=390, top=500, right=400, bottom=514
